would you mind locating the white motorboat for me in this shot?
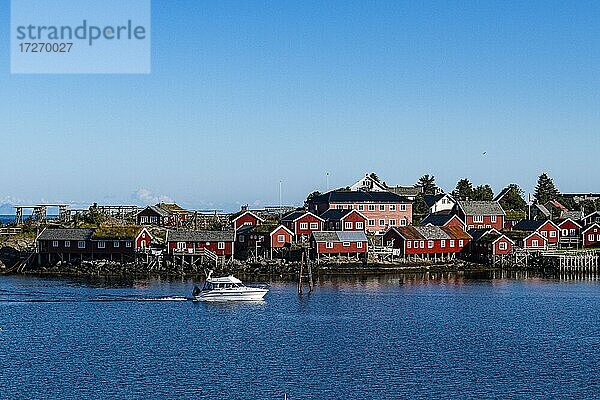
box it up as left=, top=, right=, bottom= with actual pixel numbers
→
left=192, top=271, right=268, bottom=302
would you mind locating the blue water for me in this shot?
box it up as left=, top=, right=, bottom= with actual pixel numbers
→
left=0, top=215, right=15, bottom=225
left=1, top=272, right=600, bottom=399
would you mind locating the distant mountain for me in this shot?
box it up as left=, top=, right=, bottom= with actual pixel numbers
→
left=0, top=203, right=15, bottom=215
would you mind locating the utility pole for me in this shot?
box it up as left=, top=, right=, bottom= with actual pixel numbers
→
left=279, top=180, right=283, bottom=219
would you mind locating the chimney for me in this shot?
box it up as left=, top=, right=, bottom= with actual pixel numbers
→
left=241, top=204, right=248, bottom=212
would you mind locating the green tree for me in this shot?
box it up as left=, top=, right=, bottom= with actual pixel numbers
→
left=472, top=184, right=494, bottom=201
left=416, top=174, right=438, bottom=195
left=499, top=184, right=527, bottom=212
left=304, top=191, right=322, bottom=207
left=452, top=179, right=474, bottom=201
left=534, top=173, right=559, bottom=204
left=83, top=204, right=107, bottom=226
left=369, top=172, right=381, bottom=183
left=412, top=195, right=429, bottom=219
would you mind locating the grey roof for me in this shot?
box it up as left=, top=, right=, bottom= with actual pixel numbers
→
left=533, top=204, right=551, bottom=217
left=167, top=230, right=234, bottom=242
left=458, top=201, right=505, bottom=216
left=468, top=228, right=493, bottom=242
left=312, top=231, right=367, bottom=242
left=512, top=219, right=545, bottom=232
left=423, top=194, right=445, bottom=207
left=137, top=205, right=170, bottom=217
left=420, top=213, right=457, bottom=226
left=321, top=209, right=352, bottom=221
left=280, top=211, right=308, bottom=222
left=38, top=228, right=94, bottom=241
left=387, top=186, right=423, bottom=197
left=493, top=187, right=511, bottom=202
left=310, top=190, right=411, bottom=204
left=561, top=210, right=583, bottom=221
left=414, top=226, right=450, bottom=240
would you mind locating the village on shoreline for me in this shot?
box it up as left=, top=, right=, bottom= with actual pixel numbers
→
left=1, top=172, right=600, bottom=277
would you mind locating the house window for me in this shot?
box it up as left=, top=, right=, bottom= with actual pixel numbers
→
left=309, top=222, right=319, bottom=230
left=562, top=229, right=569, bottom=236
left=468, top=225, right=474, bottom=230
left=541, top=231, right=547, bottom=237
left=379, top=205, right=385, bottom=211
left=389, top=205, right=396, bottom=211
left=532, top=240, right=539, bottom=247
left=428, top=240, right=434, bottom=249
left=570, top=229, right=576, bottom=236
left=277, top=234, right=285, bottom=243
left=389, top=219, right=396, bottom=227
left=218, top=242, right=225, bottom=250
left=407, top=241, right=412, bottom=249
left=449, top=240, right=455, bottom=247
left=358, top=205, right=364, bottom=211
left=379, top=219, right=385, bottom=226
left=150, top=216, right=158, bottom=223
left=357, top=242, right=363, bottom=249
left=550, top=231, right=556, bottom=238
left=78, top=241, right=86, bottom=249
left=400, top=219, right=407, bottom=226
left=140, top=216, right=148, bottom=223
left=420, top=241, right=425, bottom=248
left=64, top=241, right=70, bottom=247
left=368, top=219, right=375, bottom=226
left=459, top=240, right=464, bottom=247
left=368, top=205, right=375, bottom=211
left=52, top=240, right=59, bottom=247
left=491, top=215, right=497, bottom=223
left=98, top=241, right=106, bottom=249
left=589, top=234, right=594, bottom=241
left=400, top=204, right=407, bottom=212
left=473, top=215, right=484, bottom=223
left=114, top=241, right=120, bottom=247
left=125, top=241, right=132, bottom=248
left=499, top=242, right=507, bottom=250
left=239, top=235, right=245, bottom=243
left=345, top=222, right=352, bottom=230
left=337, top=205, right=343, bottom=210
left=326, top=242, right=333, bottom=249
left=300, top=222, right=308, bottom=230
left=343, top=242, right=350, bottom=247
left=356, top=222, right=364, bottom=230
left=441, top=240, right=445, bottom=248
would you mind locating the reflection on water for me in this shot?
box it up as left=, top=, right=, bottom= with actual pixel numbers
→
left=1, top=272, right=600, bottom=399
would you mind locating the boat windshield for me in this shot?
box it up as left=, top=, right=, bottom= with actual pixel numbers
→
left=202, top=282, right=242, bottom=290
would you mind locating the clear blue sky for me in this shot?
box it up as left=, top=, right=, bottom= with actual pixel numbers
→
left=1, top=0, right=599, bottom=211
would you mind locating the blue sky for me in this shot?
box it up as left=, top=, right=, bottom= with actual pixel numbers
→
left=1, top=0, right=599, bottom=211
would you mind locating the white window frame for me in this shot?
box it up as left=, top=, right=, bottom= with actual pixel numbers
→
left=113, top=241, right=120, bottom=248
left=239, top=235, right=245, bottom=243
left=441, top=240, right=445, bottom=248
left=400, top=219, right=407, bottom=226
left=379, top=205, right=385, bottom=211
left=309, top=222, right=319, bottom=230
left=98, top=241, right=106, bottom=249
left=299, top=222, right=308, bottom=230
left=64, top=240, right=70, bottom=247
left=473, top=215, right=484, bottom=223
left=344, top=222, right=352, bottom=230
left=52, top=240, right=59, bottom=247
left=428, top=240, right=434, bottom=249
left=499, top=242, right=507, bottom=251
left=358, top=205, right=364, bottom=211
left=325, top=242, right=333, bottom=249
left=218, top=242, right=225, bottom=250
left=177, top=242, right=186, bottom=249
left=449, top=240, right=455, bottom=248
left=459, top=240, right=464, bottom=247
left=550, top=231, right=556, bottom=238
left=125, top=241, right=132, bottom=248
left=342, top=242, right=350, bottom=247
left=277, top=234, right=285, bottom=243
left=589, top=234, right=594, bottom=241
left=356, top=222, right=364, bottom=230
left=420, top=241, right=425, bottom=248
left=491, top=215, right=497, bottom=223
left=389, top=219, right=396, bottom=227
left=357, top=242, right=363, bottom=249
left=389, top=205, right=396, bottom=211
left=368, top=219, right=375, bottom=226
left=400, top=204, right=407, bottom=212
left=407, top=241, right=412, bottom=249
left=379, top=219, right=385, bottom=226
left=368, top=205, right=375, bottom=211
left=78, top=241, right=86, bottom=249
left=532, top=240, right=539, bottom=247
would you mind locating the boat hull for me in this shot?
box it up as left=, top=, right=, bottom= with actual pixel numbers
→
left=194, top=288, right=268, bottom=302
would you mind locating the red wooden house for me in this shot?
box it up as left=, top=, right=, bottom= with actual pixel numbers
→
left=310, top=231, right=368, bottom=260
left=454, top=201, right=505, bottom=231
left=558, top=218, right=582, bottom=247
left=583, top=224, right=600, bottom=248
left=281, top=211, right=324, bottom=241
left=507, top=230, right=547, bottom=250
left=512, top=220, right=561, bottom=246
left=383, top=225, right=471, bottom=260
left=166, top=230, right=235, bottom=258
left=468, top=229, right=514, bottom=257
left=230, top=209, right=264, bottom=231
left=37, top=227, right=153, bottom=265
left=321, top=209, right=367, bottom=231
left=583, top=211, right=600, bottom=227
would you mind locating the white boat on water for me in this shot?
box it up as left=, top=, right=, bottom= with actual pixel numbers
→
left=192, top=271, right=268, bottom=302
